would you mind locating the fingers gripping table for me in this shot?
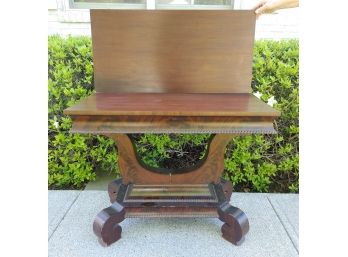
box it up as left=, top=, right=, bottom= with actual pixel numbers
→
left=64, top=10, right=280, bottom=246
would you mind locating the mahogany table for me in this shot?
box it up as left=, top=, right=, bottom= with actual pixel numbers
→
left=64, top=9, right=280, bottom=247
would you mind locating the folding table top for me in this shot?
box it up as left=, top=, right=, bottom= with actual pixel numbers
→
left=65, top=93, right=279, bottom=117
left=90, top=9, right=256, bottom=94
left=64, top=10, right=280, bottom=134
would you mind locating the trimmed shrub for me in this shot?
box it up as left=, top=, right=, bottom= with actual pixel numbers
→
left=48, top=35, right=118, bottom=189
left=48, top=35, right=298, bottom=192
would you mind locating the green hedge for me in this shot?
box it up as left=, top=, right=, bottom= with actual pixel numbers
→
left=48, top=35, right=298, bottom=192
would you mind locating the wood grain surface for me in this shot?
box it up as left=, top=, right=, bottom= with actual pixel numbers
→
left=83, top=10, right=258, bottom=247
left=104, top=134, right=235, bottom=184
left=90, top=10, right=256, bottom=93
left=68, top=115, right=277, bottom=134
left=64, top=92, right=280, bottom=117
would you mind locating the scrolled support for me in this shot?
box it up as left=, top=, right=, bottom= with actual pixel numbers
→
left=93, top=202, right=126, bottom=246
left=105, top=133, right=236, bottom=184
left=218, top=202, right=249, bottom=245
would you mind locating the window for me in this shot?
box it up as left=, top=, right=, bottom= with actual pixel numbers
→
left=70, top=0, right=146, bottom=9
left=157, top=0, right=233, bottom=9
left=69, top=0, right=235, bottom=9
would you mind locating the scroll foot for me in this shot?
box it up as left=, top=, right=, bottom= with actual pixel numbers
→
left=93, top=202, right=126, bottom=246
left=218, top=203, right=249, bottom=245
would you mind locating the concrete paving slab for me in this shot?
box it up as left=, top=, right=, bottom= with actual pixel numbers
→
left=268, top=194, right=299, bottom=251
left=48, top=191, right=298, bottom=257
left=48, top=190, right=81, bottom=239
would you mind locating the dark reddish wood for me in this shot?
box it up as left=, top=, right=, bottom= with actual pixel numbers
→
left=125, top=206, right=218, bottom=218
left=221, top=178, right=233, bottom=200
left=64, top=93, right=280, bottom=117
left=63, top=9, right=279, bottom=247
left=90, top=10, right=256, bottom=93
left=68, top=114, right=277, bottom=134
left=105, top=134, right=234, bottom=184
left=103, top=181, right=229, bottom=219
left=218, top=203, right=249, bottom=245
left=123, top=184, right=219, bottom=209
left=93, top=202, right=126, bottom=246
left=108, top=178, right=123, bottom=204
left=63, top=93, right=280, bottom=133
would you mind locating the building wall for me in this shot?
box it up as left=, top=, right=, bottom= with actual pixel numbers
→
left=48, top=0, right=299, bottom=39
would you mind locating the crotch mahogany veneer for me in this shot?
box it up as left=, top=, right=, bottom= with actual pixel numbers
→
left=64, top=9, right=280, bottom=246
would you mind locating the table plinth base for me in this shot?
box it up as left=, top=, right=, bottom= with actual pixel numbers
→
left=93, top=178, right=249, bottom=246
left=92, top=134, right=249, bottom=246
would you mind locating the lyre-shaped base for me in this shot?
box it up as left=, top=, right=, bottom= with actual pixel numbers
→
left=93, top=133, right=249, bottom=246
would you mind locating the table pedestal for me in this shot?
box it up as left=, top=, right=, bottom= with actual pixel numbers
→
left=93, top=134, right=249, bottom=246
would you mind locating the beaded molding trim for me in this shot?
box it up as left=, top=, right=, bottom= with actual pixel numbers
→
left=71, top=127, right=277, bottom=134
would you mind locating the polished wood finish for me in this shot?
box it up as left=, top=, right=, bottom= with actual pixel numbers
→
left=90, top=10, right=256, bottom=93
left=93, top=202, right=125, bottom=246
left=63, top=92, right=280, bottom=134
left=221, top=178, right=233, bottom=200
left=218, top=203, right=249, bottom=245
left=108, top=178, right=122, bottom=204
left=64, top=93, right=280, bottom=117
left=64, top=10, right=277, bottom=247
left=106, top=134, right=234, bottom=184
left=95, top=177, right=249, bottom=245
left=68, top=114, right=277, bottom=134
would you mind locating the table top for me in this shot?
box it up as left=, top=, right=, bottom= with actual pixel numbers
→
left=90, top=10, right=256, bottom=94
left=64, top=92, right=280, bottom=117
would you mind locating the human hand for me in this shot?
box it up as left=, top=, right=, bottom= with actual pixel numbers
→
left=253, top=0, right=299, bottom=19
left=253, top=0, right=277, bottom=18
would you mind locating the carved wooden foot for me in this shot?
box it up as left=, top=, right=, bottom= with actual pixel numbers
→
left=218, top=203, right=249, bottom=245
left=93, top=202, right=126, bottom=246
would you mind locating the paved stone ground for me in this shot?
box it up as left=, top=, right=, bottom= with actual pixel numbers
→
left=48, top=190, right=299, bottom=257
